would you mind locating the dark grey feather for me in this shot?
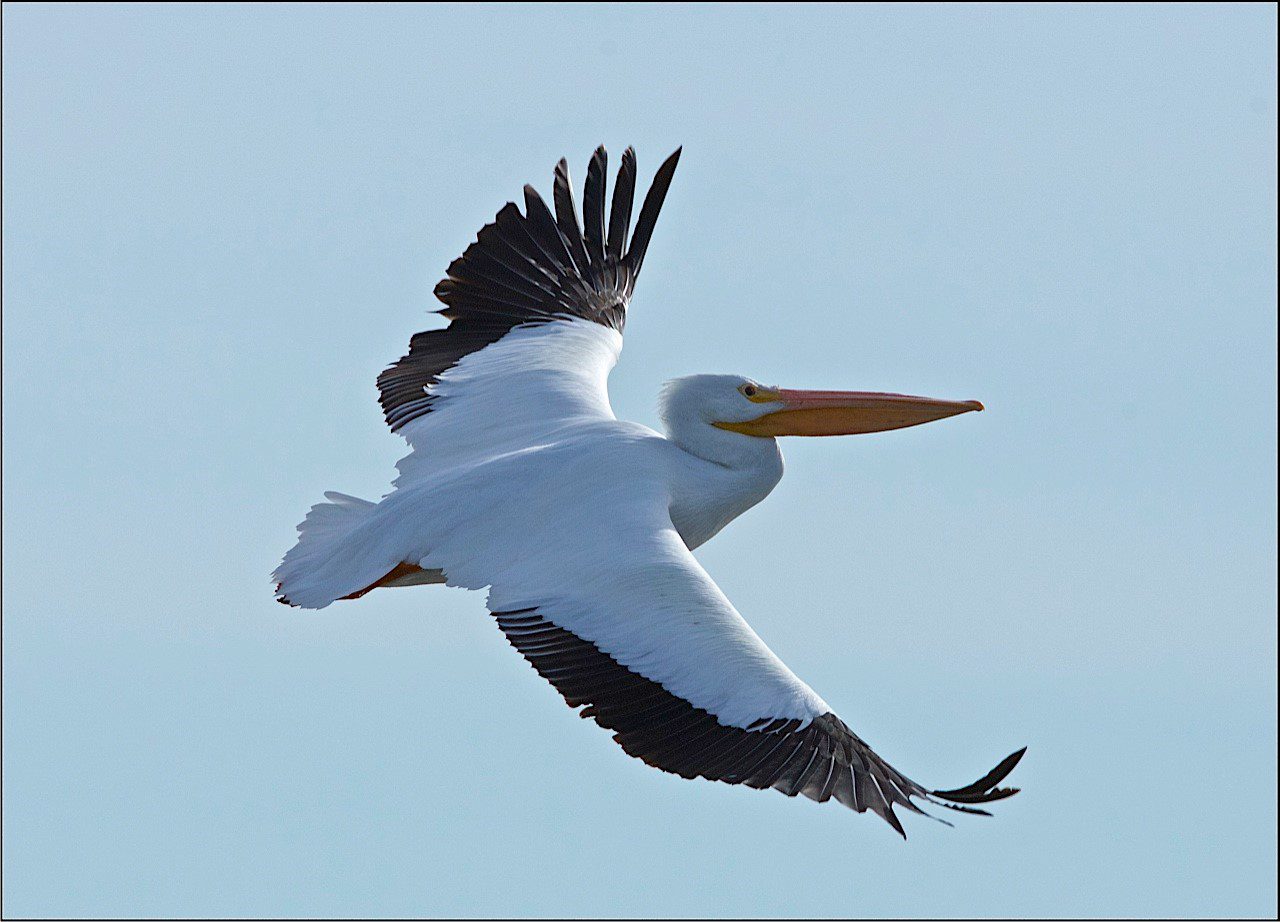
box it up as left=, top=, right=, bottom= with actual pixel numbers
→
left=553, top=158, right=591, bottom=274
left=582, top=146, right=608, bottom=266
left=625, top=146, right=681, bottom=275
left=606, top=146, right=636, bottom=261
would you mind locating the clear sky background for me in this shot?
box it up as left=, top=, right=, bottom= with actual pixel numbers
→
left=3, top=3, right=1276, bottom=918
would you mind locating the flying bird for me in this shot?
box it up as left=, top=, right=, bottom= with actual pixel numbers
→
left=274, top=146, right=1024, bottom=836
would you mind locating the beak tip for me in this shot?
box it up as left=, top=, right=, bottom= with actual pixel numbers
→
left=966, top=400, right=985, bottom=413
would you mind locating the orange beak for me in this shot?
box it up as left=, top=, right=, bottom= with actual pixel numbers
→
left=715, top=389, right=984, bottom=437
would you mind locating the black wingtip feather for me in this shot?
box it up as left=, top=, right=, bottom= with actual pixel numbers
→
left=583, top=146, right=608, bottom=266
left=625, top=146, right=681, bottom=275
left=607, top=146, right=637, bottom=260
left=552, top=158, right=590, bottom=273
left=931, top=747, right=1027, bottom=805
left=884, top=804, right=907, bottom=839
left=937, top=802, right=994, bottom=817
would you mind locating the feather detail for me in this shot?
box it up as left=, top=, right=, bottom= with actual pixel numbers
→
left=607, top=146, right=637, bottom=261
left=626, top=146, right=681, bottom=275
left=553, top=158, right=591, bottom=274
left=583, top=145, right=608, bottom=266
left=378, top=147, right=681, bottom=433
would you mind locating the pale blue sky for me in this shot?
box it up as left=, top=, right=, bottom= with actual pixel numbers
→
left=3, top=3, right=1276, bottom=918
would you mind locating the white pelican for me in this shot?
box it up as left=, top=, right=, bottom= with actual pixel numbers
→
left=275, top=146, right=1024, bottom=836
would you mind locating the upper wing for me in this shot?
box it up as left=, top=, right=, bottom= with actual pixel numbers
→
left=402, top=446, right=1023, bottom=837
left=378, top=146, right=680, bottom=441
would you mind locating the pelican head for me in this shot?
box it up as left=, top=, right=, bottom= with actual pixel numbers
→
left=660, top=373, right=983, bottom=442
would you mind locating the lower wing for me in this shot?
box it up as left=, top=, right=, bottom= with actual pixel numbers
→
left=424, top=467, right=1023, bottom=836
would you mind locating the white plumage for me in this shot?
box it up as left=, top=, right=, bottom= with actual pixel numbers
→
left=274, top=146, right=1023, bottom=835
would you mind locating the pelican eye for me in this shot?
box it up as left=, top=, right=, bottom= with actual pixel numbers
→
left=738, top=383, right=780, bottom=403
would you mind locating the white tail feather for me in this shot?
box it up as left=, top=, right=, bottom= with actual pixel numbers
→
left=273, top=492, right=397, bottom=609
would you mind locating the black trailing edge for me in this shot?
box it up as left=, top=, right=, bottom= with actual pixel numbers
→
left=492, top=607, right=1025, bottom=837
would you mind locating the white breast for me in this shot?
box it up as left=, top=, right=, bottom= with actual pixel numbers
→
left=664, top=439, right=784, bottom=549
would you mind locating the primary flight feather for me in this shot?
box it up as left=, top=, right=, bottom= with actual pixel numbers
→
left=274, top=146, right=1024, bottom=836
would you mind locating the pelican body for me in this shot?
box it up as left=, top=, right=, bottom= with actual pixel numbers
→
left=275, top=147, right=1023, bottom=835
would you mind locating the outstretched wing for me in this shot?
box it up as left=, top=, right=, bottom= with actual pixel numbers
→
left=403, top=447, right=1024, bottom=837
left=378, top=146, right=680, bottom=438
left=489, top=537, right=1022, bottom=837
